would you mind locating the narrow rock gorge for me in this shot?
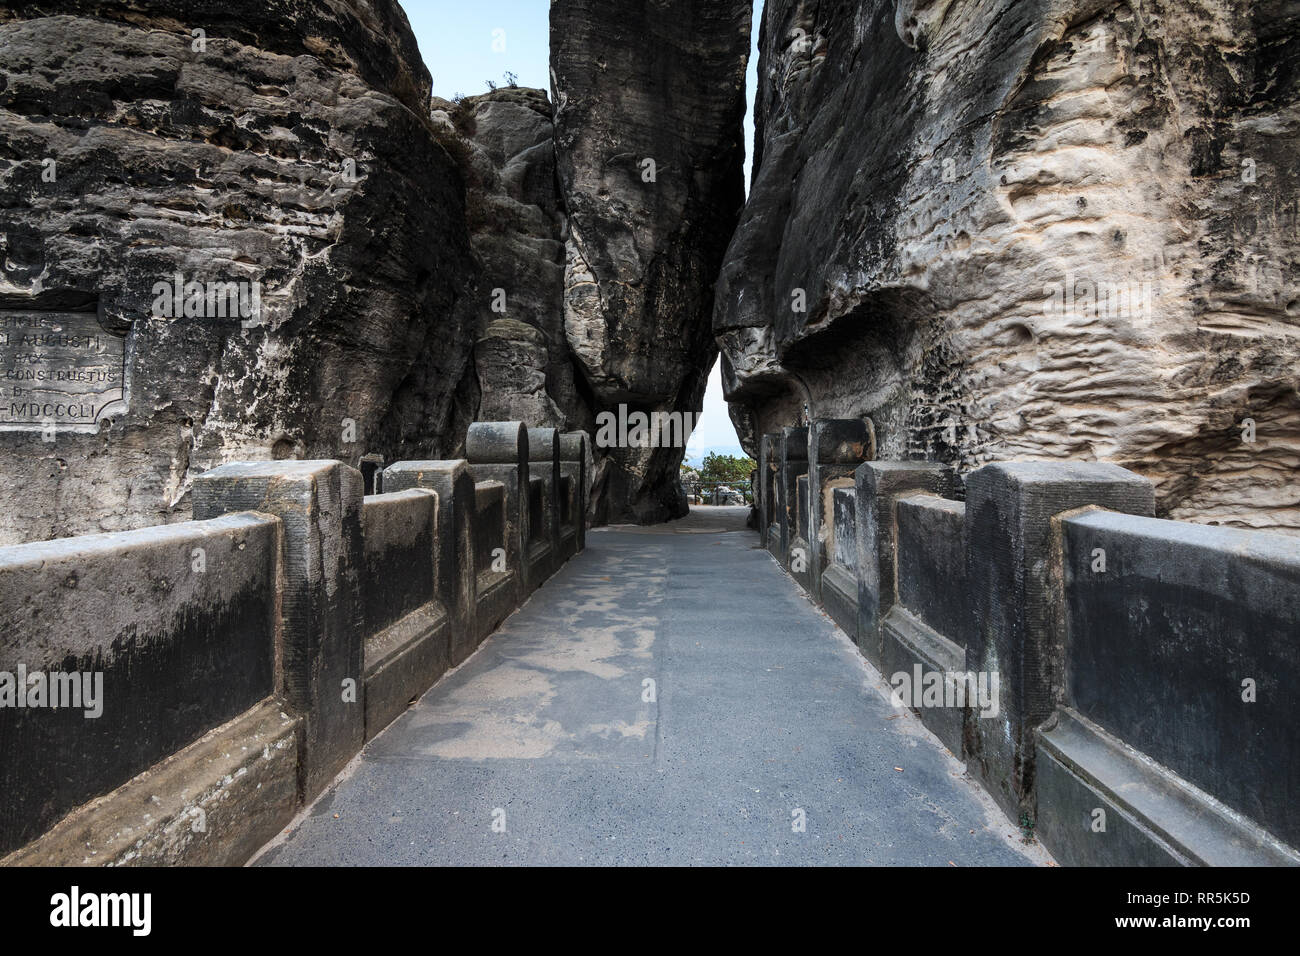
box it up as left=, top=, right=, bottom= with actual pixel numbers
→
left=718, top=0, right=1300, bottom=534
left=1, top=0, right=1297, bottom=542
left=0, top=0, right=751, bottom=542
left=433, top=87, right=586, bottom=440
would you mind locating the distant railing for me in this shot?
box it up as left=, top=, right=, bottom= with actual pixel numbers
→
left=683, top=479, right=753, bottom=505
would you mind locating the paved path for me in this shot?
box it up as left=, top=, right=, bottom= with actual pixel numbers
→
left=256, top=508, right=1048, bottom=866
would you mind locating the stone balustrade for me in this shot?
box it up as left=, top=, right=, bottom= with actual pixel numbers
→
left=0, top=422, right=589, bottom=866
left=754, top=420, right=1300, bottom=866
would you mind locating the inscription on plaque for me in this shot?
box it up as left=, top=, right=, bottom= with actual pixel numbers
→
left=0, top=310, right=127, bottom=432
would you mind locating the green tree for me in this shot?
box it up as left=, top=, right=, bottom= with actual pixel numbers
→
left=698, top=452, right=755, bottom=485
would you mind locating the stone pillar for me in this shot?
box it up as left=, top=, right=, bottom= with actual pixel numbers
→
left=854, top=461, right=953, bottom=668
left=527, top=427, right=561, bottom=584
left=792, top=473, right=812, bottom=588
left=560, top=431, right=589, bottom=555
left=774, top=425, right=808, bottom=566
left=382, top=460, right=478, bottom=666
left=465, top=422, right=529, bottom=600
left=759, top=433, right=780, bottom=548
left=807, top=418, right=875, bottom=603
left=821, top=486, right=860, bottom=640
left=963, top=461, right=1155, bottom=823
left=192, top=460, right=364, bottom=800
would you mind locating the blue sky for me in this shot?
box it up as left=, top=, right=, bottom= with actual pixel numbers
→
left=402, top=1, right=550, bottom=99
left=401, top=0, right=759, bottom=464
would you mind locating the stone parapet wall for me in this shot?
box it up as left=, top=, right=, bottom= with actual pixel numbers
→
left=757, top=416, right=1300, bottom=866
left=0, top=422, right=589, bottom=866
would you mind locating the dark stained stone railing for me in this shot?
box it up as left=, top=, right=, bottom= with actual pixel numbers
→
left=0, top=422, right=590, bottom=867
left=754, top=416, right=1300, bottom=868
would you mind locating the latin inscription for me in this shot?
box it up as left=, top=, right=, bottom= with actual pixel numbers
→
left=0, top=311, right=127, bottom=431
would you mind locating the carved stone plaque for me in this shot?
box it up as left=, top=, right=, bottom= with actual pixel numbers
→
left=0, top=310, right=127, bottom=432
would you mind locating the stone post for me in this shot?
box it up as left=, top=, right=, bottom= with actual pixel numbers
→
left=757, top=433, right=780, bottom=548
left=382, top=460, right=478, bottom=666
left=774, top=425, right=808, bottom=566
left=560, top=431, right=589, bottom=555
left=963, top=461, right=1154, bottom=822
left=192, top=460, right=364, bottom=801
left=854, top=461, right=953, bottom=667
left=527, top=427, right=561, bottom=584
left=465, top=422, right=529, bottom=601
left=807, top=418, right=875, bottom=603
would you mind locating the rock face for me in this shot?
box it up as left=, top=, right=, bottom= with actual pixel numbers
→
left=437, top=88, right=589, bottom=437
left=0, top=0, right=755, bottom=542
left=0, top=0, right=476, bottom=545
left=552, top=0, right=753, bottom=523
left=718, top=0, right=1300, bottom=534
left=439, top=50, right=756, bottom=525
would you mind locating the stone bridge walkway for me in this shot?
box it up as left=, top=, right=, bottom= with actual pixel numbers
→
left=254, top=507, right=1049, bottom=866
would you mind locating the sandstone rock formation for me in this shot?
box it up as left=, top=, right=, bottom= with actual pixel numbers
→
left=552, top=0, right=753, bottom=523
left=0, top=0, right=476, bottom=545
left=0, top=0, right=754, bottom=542
left=437, top=88, right=588, bottom=437
left=718, top=0, right=1300, bottom=534
left=13, top=0, right=1282, bottom=541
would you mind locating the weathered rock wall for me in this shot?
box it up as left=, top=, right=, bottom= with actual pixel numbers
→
left=435, top=88, right=590, bottom=438
left=552, top=0, right=753, bottom=523
left=0, top=0, right=477, bottom=545
left=718, top=0, right=1300, bottom=533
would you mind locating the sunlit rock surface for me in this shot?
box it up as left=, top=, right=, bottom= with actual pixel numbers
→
left=717, top=0, right=1300, bottom=533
